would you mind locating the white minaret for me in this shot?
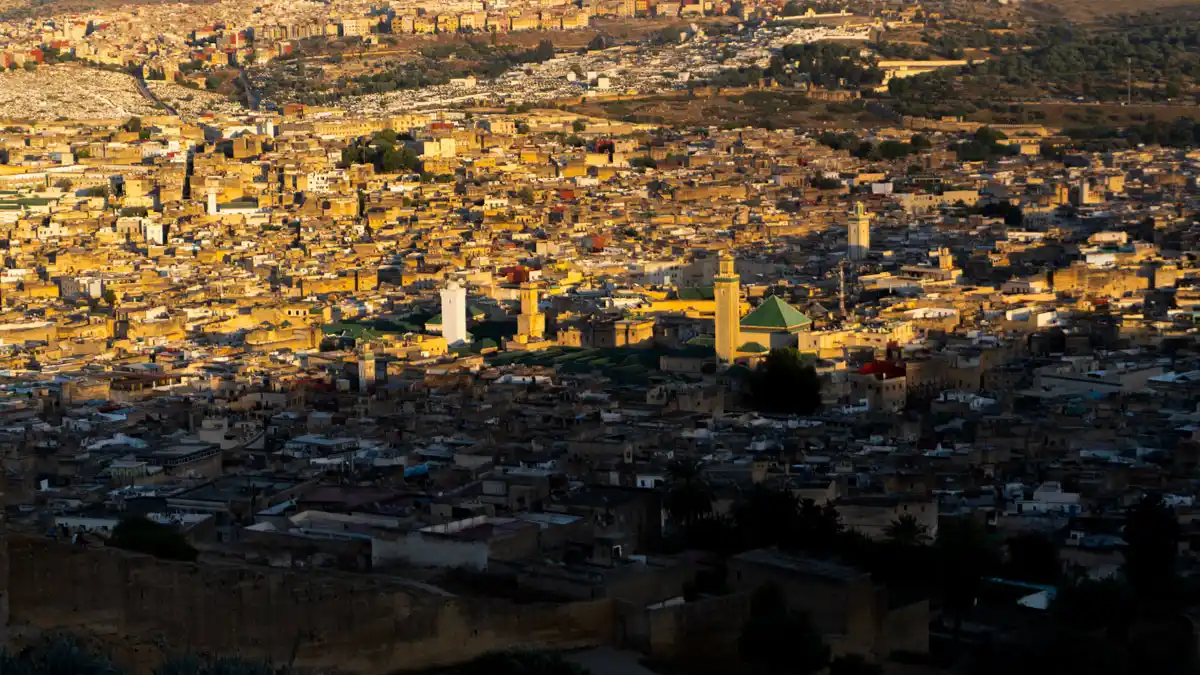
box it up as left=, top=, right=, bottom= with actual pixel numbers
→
left=848, top=201, right=871, bottom=261
left=440, top=279, right=468, bottom=346
left=205, top=175, right=220, bottom=216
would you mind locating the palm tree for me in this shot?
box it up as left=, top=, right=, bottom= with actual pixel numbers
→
left=935, top=517, right=1000, bottom=648
left=664, top=458, right=714, bottom=527
left=884, top=514, right=931, bottom=546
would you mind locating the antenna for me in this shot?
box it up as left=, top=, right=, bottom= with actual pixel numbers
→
left=838, top=260, right=847, bottom=317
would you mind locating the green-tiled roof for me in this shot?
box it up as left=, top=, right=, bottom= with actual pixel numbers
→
left=739, top=341, right=769, bottom=353
left=677, top=286, right=715, bottom=301
left=740, top=295, right=811, bottom=331
left=686, top=335, right=716, bottom=347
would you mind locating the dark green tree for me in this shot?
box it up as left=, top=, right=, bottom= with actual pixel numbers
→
left=458, top=650, right=591, bottom=675
left=884, top=514, right=930, bottom=547
left=0, top=634, right=122, bottom=675
left=781, top=0, right=804, bottom=15
left=732, top=486, right=801, bottom=551
left=876, top=140, right=912, bottom=160
left=531, top=39, right=555, bottom=63
left=1003, top=532, right=1060, bottom=585
left=792, top=498, right=843, bottom=551
left=0, top=634, right=277, bottom=675
left=155, top=655, right=274, bottom=675
left=746, top=348, right=822, bottom=415
left=108, top=516, right=198, bottom=562
left=1123, top=494, right=1180, bottom=599
left=935, top=518, right=1000, bottom=645
left=1052, top=578, right=1134, bottom=634
left=664, top=458, right=714, bottom=528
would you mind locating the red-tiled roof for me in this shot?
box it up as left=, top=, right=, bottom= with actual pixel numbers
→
left=856, top=360, right=906, bottom=379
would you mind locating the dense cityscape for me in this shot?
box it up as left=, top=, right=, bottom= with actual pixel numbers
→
left=0, top=0, right=1198, bottom=674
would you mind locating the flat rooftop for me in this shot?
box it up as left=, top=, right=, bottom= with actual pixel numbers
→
left=731, top=548, right=868, bottom=583
left=173, top=475, right=307, bottom=503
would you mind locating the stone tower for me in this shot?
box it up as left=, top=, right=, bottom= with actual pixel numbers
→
left=440, top=279, right=468, bottom=346
left=358, top=344, right=376, bottom=389
left=517, top=282, right=545, bottom=340
left=205, top=176, right=221, bottom=216
left=714, top=251, right=740, bottom=364
left=848, top=201, right=871, bottom=261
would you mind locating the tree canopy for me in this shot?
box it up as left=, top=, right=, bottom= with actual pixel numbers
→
left=457, top=650, right=591, bottom=675
left=746, top=348, right=822, bottom=415
left=108, top=516, right=198, bottom=562
left=0, top=635, right=272, bottom=675
left=1123, top=493, right=1180, bottom=598
left=341, top=130, right=421, bottom=173
left=883, top=514, right=930, bottom=547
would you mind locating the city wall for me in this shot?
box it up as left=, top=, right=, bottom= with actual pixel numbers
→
left=627, top=593, right=753, bottom=675
left=6, top=536, right=615, bottom=674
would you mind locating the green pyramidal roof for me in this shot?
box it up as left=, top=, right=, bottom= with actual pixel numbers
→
left=740, top=295, right=811, bottom=330
left=678, top=286, right=715, bottom=301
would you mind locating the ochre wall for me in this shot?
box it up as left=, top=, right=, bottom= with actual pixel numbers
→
left=7, top=537, right=614, bottom=674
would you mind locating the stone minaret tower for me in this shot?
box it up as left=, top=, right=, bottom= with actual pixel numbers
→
left=714, top=251, right=740, bottom=364
left=848, top=201, right=872, bottom=261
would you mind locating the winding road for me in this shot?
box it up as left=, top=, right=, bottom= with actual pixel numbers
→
left=238, top=69, right=261, bottom=111
left=133, top=74, right=179, bottom=116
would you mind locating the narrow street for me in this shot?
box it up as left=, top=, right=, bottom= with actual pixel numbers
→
left=238, top=69, right=261, bottom=110
left=133, top=74, right=178, bottom=116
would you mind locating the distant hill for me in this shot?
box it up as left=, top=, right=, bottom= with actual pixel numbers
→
left=1028, top=0, right=1200, bottom=22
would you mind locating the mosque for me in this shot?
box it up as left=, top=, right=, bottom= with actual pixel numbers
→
left=713, top=251, right=812, bottom=363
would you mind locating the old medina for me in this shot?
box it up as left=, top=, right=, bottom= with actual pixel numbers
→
left=1, top=0, right=1200, bottom=671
